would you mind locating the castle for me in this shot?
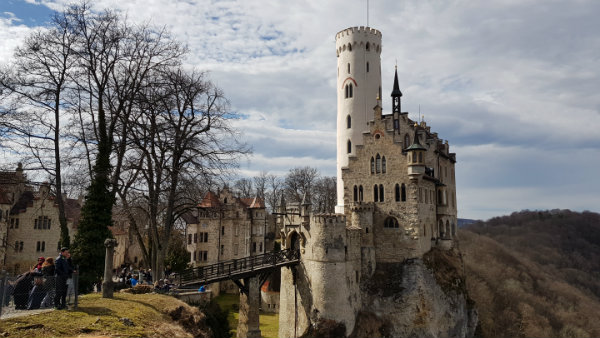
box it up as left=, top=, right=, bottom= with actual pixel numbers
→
left=278, top=26, right=459, bottom=337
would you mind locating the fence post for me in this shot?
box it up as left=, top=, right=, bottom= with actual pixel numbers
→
left=73, top=265, right=79, bottom=309
left=0, top=270, right=7, bottom=319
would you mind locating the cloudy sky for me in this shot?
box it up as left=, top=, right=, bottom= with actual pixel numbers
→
left=1, top=0, right=599, bottom=220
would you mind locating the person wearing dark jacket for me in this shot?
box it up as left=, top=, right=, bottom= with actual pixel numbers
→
left=41, top=257, right=56, bottom=308
left=53, top=247, right=73, bottom=309
left=13, top=272, right=33, bottom=310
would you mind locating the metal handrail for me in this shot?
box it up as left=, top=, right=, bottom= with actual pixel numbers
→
left=177, top=248, right=300, bottom=286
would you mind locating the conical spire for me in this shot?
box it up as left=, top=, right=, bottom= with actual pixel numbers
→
left=391, top=66, right=403, bottom=98
left=391, top=66, right=402, bottom=114
left=407, top=123, right=427, bottom=151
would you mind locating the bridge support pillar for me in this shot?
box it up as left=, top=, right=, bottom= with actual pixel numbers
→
left=237, top=276, right=261, bottom=338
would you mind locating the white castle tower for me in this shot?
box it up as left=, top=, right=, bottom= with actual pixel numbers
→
left=335, top=27, right=383, bottom=213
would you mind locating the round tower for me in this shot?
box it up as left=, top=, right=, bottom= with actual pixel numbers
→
left=335, top=26, right=382, bottom=213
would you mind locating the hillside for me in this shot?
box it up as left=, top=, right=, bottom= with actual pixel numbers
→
left=460, top=210, right=600, bottom=338
left=0, top=292, right=229, bottom=338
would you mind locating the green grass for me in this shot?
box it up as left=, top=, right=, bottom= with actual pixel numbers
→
left=214, top=293, right=279, bottom=338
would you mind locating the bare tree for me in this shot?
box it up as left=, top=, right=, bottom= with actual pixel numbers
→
left=121, top=68, right=248, bottom=279
left=265, top=173, right=282, bottom=212
left=233, top=178, right=254, bottom=198
left=0, top=11, right=78, bottom=248
left=313, top=176, right=336, bottom=213
left=284, top=166, right=319, bottom=203
left=253, top=171, right=268, bottom=201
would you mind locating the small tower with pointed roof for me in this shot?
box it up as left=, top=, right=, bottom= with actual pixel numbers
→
left=391, top=66, right=403, bottom=114
left=407, top=124, right=427, bottom=179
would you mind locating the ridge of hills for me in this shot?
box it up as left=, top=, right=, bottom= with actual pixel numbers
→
left=460, top=209, right=600, bottom=338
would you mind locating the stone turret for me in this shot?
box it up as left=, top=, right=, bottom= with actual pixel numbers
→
left=407, top=124, right=427, bottom=179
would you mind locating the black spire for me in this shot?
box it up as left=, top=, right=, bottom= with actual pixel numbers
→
left=391, top=66, right=402, bottom=114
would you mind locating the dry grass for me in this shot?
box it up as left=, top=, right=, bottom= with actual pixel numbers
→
left=0, top=293, right=194, bottom=338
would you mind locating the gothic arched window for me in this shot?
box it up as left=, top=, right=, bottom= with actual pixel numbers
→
left=382, top=156, right=386, bottom=173
left=347, top=140, right=352, bottom=154
left=379, top=184, right=384, bottom=202
left=376, top=154, right=381, bottom=173
left=373, top=185, right=378, bottom=202
left=370, top=157, right=375, bottom=174
left=384, top=217, right=399, bottom=228
left=395, top=184, right=400, bottom=202
left=401, top=184, right=406, bottom=202
left=359, top=185, right=364, bottom=201
left=353, top=185, right=358, bottom=202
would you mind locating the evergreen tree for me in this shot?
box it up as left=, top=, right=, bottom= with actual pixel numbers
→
left=71, top=144, right=114, bottom=291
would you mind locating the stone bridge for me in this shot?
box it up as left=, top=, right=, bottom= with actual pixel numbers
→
left=176, top=249, right=300, bottom=338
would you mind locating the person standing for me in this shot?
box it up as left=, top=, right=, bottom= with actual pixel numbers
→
left=54, top=247, right=73, bottom=310
left=41, top=257, right=56, bottom=308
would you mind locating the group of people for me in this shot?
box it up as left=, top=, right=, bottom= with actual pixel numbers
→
left=5, top=247, right=74, bottom=311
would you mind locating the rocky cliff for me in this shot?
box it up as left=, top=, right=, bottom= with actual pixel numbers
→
left=302, top=247, right=478, bottom=338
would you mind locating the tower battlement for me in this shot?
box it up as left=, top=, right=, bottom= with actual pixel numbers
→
left=336, top=26, right=382, bottom=40
left=311, top=214, right=347, bottom=227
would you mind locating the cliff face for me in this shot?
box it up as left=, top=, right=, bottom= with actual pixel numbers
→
left=302, top=247, right=478, bottom=338
left=353, top=248, right=477, bottom=338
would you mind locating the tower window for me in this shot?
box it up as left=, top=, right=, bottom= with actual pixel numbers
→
left=379, top=184, right=384, bottom=202
left=395, top=184, right=400, bottom=202
left=370, top=157, right=375, bottom=174
left=347, top=115, right=351, bottom=128
left=366, top=42, right=370, bottom=51
left=373, top=185, right=378, bottom=202
left=348, top=63, right=350, bottom=73
left=376, top=154, right=381, bottom=173
left=349, top=83, right=353, bottom=97
left=353, top=185, right=358, bottom=202
left=345, top=84, right=353, bottom=98
left=359, top=186, right=364, bottom=201
left=348, top=43, right=352, bottom=51
left=401, top=184, right=406, bottom=202
left=347, top=140, right=352, bottom=154
left=345, top=85, right=349, bottom=98
left=382, top=156, right=386, bottom=173
left=366, top=62, right=369, bottom=72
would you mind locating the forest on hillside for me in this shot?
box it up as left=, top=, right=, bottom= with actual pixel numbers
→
left=460, top=210, right=600, bottom=338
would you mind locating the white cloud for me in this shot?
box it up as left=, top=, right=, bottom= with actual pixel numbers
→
left=1, top=0, right=599, bottom=219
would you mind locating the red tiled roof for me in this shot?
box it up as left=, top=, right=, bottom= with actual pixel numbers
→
left=239, top=197, right=265, bottom=209
left=198, top=191, right=221, bottom=208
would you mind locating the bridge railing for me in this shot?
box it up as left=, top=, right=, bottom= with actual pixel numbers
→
left=177, top=248, right=300, bottom=286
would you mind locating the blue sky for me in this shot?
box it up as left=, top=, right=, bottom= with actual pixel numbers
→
left=1, top=0, right=599, bottom=220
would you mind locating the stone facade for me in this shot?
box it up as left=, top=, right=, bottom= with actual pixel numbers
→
left=183, top=187, right=275, bottom=293
left=278, top=26, right=467, bottom=338
left=0, top=165, right=81, bottom=274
